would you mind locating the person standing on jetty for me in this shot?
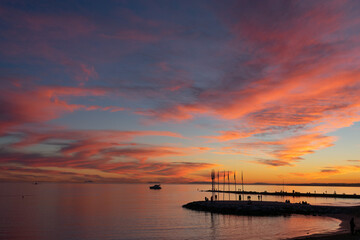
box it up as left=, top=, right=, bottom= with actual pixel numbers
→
left=350, top=217, right=355, bottom=235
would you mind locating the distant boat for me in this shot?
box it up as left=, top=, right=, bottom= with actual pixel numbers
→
left=149, top=184, right=161, bottom=190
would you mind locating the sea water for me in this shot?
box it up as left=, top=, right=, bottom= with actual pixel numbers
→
left=0, top=183, right=349, bottom=240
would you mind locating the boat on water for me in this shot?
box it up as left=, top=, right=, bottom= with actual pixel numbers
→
left=149, top=184, right=161, bottom=190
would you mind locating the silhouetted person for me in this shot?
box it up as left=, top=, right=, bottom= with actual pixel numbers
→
left=211, top=196, right=213, bottom=202
left=239, top=195, right=241, bottom=201
left=215, top=195, right=217, bottom=201
left=247, top=196, right=252, bottom=205
left=350, top=217, right=355, bottom=235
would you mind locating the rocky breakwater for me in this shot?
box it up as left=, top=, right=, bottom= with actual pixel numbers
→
left=182, top=200, right=353, bottom=216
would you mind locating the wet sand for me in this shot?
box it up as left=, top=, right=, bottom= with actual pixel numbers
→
left=296, top=234, right=360, bottom=239
left=291, top=214, right=360, bottom=240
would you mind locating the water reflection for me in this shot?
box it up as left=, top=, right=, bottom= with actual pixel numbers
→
left=210, top=213, right=216, bottom=240
left=0, top=183, right=344, bottom=240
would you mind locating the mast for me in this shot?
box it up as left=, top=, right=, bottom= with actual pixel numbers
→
left=234, top=171, right=236, bottom=192
left=211, top=169, right=215, bottom=200
left=227, top=171, right=230, bottom=200
left=241, top=171, right=244, bottom=192
left=223, top=170, right=225, bottom=200
left=241, top=171, right=244, bottom=201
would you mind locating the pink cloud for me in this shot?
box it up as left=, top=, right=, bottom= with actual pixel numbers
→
left=11, top=129, right=183, bottom=148
left=0, top=160, right=216, bottom=183
left=0, top=85, right=125, bottom=134
left=136, top=104, right=207, bottom=121
left=2, top=0, right=360, bottom=182
left=0, top=127, right=214, bottom=183
left=133, top=2, right=360, bottom=167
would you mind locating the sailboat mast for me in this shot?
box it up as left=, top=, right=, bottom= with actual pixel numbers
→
left=223, top=170, right=225, bottom=200
left=211, top=169, right=215, bottom=200
left=227, top=171, right=230, bottom=200
left=241, top=171, right=244, bottom=192
left=234, top=171, right=236, bottom=192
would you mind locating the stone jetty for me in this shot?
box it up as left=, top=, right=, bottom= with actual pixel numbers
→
left=183, top=200, right=356, bottom=216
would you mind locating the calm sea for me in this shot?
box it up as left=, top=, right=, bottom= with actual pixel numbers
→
left=1, top=183, right=357, bottom=240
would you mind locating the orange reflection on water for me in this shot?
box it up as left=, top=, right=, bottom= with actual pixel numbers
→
left=0, top=183, right=343, bottom=240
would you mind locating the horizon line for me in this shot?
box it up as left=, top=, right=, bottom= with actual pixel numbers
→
left=2, top=180, right=360, bottom=187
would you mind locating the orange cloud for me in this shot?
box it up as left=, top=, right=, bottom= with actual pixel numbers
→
left=204, top=129, right=263, bottom=142
left=291, top=165, right=360, bottom=179
left=232, top=134, right=336, bottom=166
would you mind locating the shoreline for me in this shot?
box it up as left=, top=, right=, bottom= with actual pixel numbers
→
left=290, top=213, right=360, bottom=240
left=183, top=200, right=360, bottom=240
left=289, top=213, right=350, bottom=239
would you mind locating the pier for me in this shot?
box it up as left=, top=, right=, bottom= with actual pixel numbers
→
left=205, top=189, right=360, bottom=199
left=183, top=200, right=353, bottom=216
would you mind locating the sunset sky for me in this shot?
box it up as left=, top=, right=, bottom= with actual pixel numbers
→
left=1, top=0, right=360, bottom=184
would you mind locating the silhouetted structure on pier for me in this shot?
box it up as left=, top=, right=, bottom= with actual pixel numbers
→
left=207, top=189, right=360, bottom=199
left=210, top=169, right=243, bottom=201
left=211, top=169, right=215, bottom=200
